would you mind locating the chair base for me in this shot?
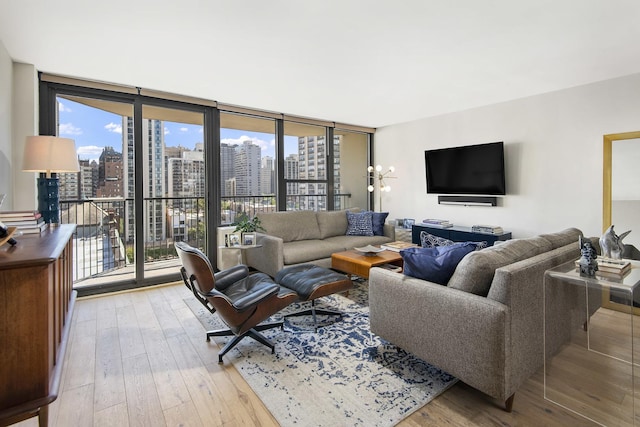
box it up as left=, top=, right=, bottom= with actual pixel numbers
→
left=206, top=321, right=284, bottom=363
left=284, top=300, right=343, bottom=332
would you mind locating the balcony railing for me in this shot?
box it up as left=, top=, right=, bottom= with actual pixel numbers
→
left=59, top=193, right=352, bottom=285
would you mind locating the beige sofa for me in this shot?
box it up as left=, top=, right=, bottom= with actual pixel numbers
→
left=245, top=210, right=395, bottom=277
left=369, top=228, right=591, bottom=411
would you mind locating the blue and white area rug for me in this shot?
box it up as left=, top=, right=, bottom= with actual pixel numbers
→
left=186, top=280, right=457, bottom=427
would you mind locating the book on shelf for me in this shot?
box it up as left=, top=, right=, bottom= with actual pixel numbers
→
left=380, top=241, right=418, bottom=252
left=471, top=224, right=504, bottom=234
left=422, top=218, right=453, bottom=228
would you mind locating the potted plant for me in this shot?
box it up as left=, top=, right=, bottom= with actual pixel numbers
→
left=232, top=213, right=265, bottom=234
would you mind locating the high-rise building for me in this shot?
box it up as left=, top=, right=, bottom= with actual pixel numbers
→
left=295, top=135, right=342, bottom=210
left=58, top=168, right=80, bottom=200
left=284, top=153, right=299, bottom=198
left=122, top=118, right=166, bottom=242
left=96, top=146, right=123, bottom=198
left=78, top=159, right=98, bottom=199
left=234, top=140, right=261, bottom=196
left=168, top=149, right=205, bottom=209
left=220, top=143, right=235, bottom=196
left=260, top=156, right=275, bottom=195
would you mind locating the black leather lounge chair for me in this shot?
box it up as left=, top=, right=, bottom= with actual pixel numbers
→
left=175, top=241, right=297, bottom=363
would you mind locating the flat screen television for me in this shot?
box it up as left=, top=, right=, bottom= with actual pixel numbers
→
left=425, top=141, right=506, bottom=195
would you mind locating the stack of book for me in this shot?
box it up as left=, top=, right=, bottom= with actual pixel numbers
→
left=0, top=210, right=48, bottom=234
left=598, top=258, right=631, bottom=276
left=380, top=241, right=418, bottom=252
left=574, top=258, right=631, bottom=277
left=421, top=219, right=453, bottom=228
left=471, top=224, right=504, bottom=234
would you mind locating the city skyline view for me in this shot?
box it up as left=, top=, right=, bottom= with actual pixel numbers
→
left=58, top=97, right=294, bottom=163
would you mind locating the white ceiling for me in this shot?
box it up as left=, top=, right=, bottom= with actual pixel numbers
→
left=1, top=0, right=639, bottom=128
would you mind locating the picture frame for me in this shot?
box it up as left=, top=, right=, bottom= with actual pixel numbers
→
left=227, top=232, right=242, bottom=247
left=242, top=232, right=256, bottom=246
left=403, top=218, right=415, bottom=229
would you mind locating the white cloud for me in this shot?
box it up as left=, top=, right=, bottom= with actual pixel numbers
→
left=180, top=127, right=188, bottom=132
left=58, top=101, right=72, bottom=112
left=164, top=127, right=170, bottom=135
left=77, top=145, right=104, bottom=162
left=59, top=122, right=83, bottom=135
left=221, top=135, right=271, bottom=151
left=104, top=122, right=122, bottom=134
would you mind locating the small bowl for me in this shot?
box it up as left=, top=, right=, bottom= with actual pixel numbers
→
left=354, top=245, right=385, bottom=256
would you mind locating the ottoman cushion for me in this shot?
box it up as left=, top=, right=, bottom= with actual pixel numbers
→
left=275, top=264, right=352, bottom=301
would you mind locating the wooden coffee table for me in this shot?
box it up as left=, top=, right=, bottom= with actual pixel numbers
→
left=331, top=249, right=403, bottom=279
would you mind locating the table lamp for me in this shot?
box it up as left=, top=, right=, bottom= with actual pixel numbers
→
left=22, top=136, right=79, bottom=224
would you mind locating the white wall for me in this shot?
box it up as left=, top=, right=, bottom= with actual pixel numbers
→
left=0, top=39, right=12, bottom=208
left=12, top=62, right=39, bottom=211
left=375, top=72, right=640, bottom=239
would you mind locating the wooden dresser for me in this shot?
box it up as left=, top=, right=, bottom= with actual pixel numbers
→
left=0, top=225, right=76, bottom=427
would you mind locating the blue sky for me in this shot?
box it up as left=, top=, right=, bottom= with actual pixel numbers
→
left=57, top=97, right=288, bottom=163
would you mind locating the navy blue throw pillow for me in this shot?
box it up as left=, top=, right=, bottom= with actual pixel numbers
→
left=371, top=211, right=389, bottom=236
left=401, top=242, right=477, bottom=285
left=346, top=211, right=374, bottom=236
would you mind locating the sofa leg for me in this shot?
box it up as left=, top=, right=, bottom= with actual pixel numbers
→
left=505, top=394, right=515, bottom=412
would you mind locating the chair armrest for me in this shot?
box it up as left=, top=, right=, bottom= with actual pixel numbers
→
left=230, top=282, right=280, bottom=311
left=214, top=264, right=249, bottom=291
left=244, top=233, right=284, bottom=277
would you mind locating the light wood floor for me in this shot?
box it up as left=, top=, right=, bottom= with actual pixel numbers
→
left=14, top=282, right=612, bottom=427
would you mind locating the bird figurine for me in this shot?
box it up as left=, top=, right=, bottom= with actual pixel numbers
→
left=599, top=225, right=631, bottom=260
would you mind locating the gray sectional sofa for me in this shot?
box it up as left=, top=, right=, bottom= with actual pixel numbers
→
left=244, top=210, right=395, bottom=277
left=369, top=227, right=590, bottom=411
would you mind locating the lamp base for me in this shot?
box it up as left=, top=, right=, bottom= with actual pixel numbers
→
left=37, top=176, right=60, bottom=224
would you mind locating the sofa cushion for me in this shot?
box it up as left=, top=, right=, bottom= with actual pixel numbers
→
left=282, top=240, right=345, bottom=265
left=401, top=243, right=478, bottom=285
left=257, top=211, right=321, bottom=243
left=447, top=238, right=550, bottom=296
left=346, top=211, right=374, bottom=236
left=539, top=227, right=582, bottom=249
left=371, top=212, right=389, bottom=236
left=317, top=210, right=349, bottom=239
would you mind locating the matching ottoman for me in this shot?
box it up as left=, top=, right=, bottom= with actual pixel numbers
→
left=275, top=264, right=353, bottom=331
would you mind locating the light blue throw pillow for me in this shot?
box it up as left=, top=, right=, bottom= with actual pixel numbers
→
left=401, top=242, right=477, bottom=285
left=346, top=211, right=374, bottom=236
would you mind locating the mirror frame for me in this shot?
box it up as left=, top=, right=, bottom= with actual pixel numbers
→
left=603, top=131, right=640, bottom=232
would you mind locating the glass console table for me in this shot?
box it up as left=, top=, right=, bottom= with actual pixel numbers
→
left=544, top=259, right=640, bottom=426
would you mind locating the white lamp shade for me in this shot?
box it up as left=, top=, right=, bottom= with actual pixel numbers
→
left=23, top=136, right=80, bottom=173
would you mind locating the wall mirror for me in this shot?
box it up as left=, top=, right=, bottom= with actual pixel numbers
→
left=602, top=131, right=640, bottom=256
left=603, top=131, right=640, bottom=253
left=602, top=132, right=640, bottom=312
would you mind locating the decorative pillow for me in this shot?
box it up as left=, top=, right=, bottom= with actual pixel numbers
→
left=420, top=231, right=488, bottom=250
left=420, top=231, right=454, bottom=248
left=401, top=242, right=477, bottom=285
left=371, top=212, right=389, bottom=236
left=346, top=211, right=374, bottom=236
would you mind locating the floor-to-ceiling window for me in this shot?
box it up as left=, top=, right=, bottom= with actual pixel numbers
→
left=47, top=85, right=208, bottom=294
left=41, top=76, right=373, bottom=295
